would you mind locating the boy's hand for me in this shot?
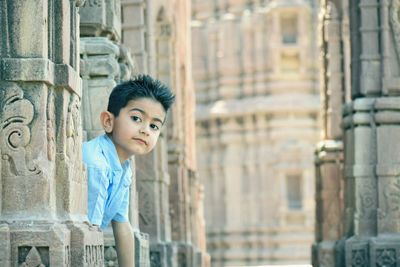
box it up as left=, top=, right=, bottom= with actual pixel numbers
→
left=111, top=221, right=134, bottom=267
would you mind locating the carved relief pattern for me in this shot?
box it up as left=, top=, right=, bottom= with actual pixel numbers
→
left=18, top=246, right=48, bottom=267
left=66, top=94, right=81, bottom=160
left=46, top=91, right=55, bottom=161
left=0, top=84, right=40, bottom=176
left=359, top=182, right=376, bottom=219
left=104, top=246, right=118, bottom=267
left=351, top=249, right=368, bottom=267
left=390, top=0, right=400, bottom=60
left=380, top=179, right=400, bottom=219
left=83, top=0, right=102, bottom=7
left=376, top=249, right=396, bottom=267
left=84, top=245, right=104, bottom=265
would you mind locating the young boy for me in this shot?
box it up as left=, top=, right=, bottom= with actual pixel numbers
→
left=82, top=75, right=175, bottom=266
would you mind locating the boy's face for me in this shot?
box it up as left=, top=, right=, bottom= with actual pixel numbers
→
left=103, top=97, right=166, bottom=163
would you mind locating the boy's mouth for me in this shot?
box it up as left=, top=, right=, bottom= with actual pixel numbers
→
left=133, top=138, right=147, bottom=146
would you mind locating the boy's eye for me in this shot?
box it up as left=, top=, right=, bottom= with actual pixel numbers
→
left=150, top=124, right=160, bottom=131
left=131, top=116, right=141, bottom=122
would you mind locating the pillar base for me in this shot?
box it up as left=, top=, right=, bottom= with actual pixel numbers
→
left=0, top=221, right=104, bottom=267
left=343, top=235, right=400, bottom=266
left=312, top=241, right=343, bottom=267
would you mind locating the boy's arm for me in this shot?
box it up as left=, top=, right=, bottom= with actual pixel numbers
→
left=112, top=221, right=134, bottom=267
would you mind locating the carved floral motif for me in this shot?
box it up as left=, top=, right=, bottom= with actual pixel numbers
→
left=352, top=249, right=368, bottom=267
left=359, top=181, right=376, bottom=219
left=0, top=83, right=40, bottom=176
left=376, top=249, right=396, bottom=267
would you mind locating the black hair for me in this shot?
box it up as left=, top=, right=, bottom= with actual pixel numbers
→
left=107, top=74, right=175, bottom=116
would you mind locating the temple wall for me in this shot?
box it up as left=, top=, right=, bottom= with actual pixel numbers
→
left=192, top=0, right=320, bottom=265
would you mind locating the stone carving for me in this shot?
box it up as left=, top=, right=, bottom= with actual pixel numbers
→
left=359, top=182, right=376, bottom=219
left=0, top=83, right=40, bottom=176
left=117, top=44, right=134, bottom=82
left=85, top=245, right=104, bottom=265
left=351, top=249, right=368, bottom=267
left=18, top=247, right=47, bottom=267
left=381, top=179, right=400, bottom=219
left=376, top=249, right=396, bottom=267
left=66, top=94, right=81, bottom=160
left=390, top=0, right=400, bottom=59
left=46, top=91, right=56, bottom=161
left=104, top=246, right=118, bottom=267
left=83, top=0, right=102, bottom=8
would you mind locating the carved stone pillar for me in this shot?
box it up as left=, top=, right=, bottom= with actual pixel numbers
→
left=312, top=1, right=345, bottom=266
left=0, top=1, right=103, bottom=266
left=121, top=0, right=148, bottom=73
left=338, top=1, right=400, bottom=266
left=80, top=2, right=151, bottom=266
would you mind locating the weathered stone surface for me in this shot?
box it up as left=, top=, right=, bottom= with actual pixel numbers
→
left=135, top=231, right=150, bottom=267
left=0, top=1, right=103, bottom=266
left=80, top=37, right=120, bottom=140
left=315, top=0, right=400, bottom=266
left=80, top=0, right=122, bottom=41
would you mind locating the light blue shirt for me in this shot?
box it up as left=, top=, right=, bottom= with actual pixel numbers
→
left=82, top=134, right=132, bottom=230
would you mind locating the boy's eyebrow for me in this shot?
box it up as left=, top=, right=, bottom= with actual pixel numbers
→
left=129, top=108, right=165, bottom=124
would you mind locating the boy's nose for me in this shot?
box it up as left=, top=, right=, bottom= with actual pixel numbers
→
left=139, top=125, right=150, bottom=135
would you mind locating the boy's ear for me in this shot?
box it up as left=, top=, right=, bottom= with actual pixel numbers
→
left=100, top=111, right=114, bottom=133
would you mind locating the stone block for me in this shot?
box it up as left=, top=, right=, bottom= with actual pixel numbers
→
left=370, top=235, right=400, bottom=267
left=80, top=0, right=121, bottom=41
left=344, top=237, right=369, bottom=267
left=5, top=223, right=71, bottom=266
left=67, top=222, right=104, bottom=266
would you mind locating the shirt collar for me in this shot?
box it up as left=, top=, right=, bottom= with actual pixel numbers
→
left=100, top=134, right=130, bottom=171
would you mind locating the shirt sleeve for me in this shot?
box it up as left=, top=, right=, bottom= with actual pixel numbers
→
left=86, top=166, right=110, bottom=226
left=112, top=188, right=130, bottom=223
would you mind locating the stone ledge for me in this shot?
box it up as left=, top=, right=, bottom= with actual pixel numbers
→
left=1, top=58, right=54, bottom=84
left=1, top=59, right=81, bottom=96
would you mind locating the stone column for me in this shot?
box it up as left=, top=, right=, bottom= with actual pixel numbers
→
left=218, top=14, right=242, bottom=99
left=0, top=1, right=104, bottom=266
left=121, top=0, right=148, bottom=73
left=312, top=1, right=345, bottom=266
left=80, top=2, right=151, bottom=266
left=338, top=0, right=400, bottom=266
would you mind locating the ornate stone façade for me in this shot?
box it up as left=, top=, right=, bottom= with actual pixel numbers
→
left=314, top=0, right=400, bottom=266
left=192, top=0, right=320, bottom=265
left=0, top=1, right=104, bottom=266
left=1, top=0, right=208, bottom=266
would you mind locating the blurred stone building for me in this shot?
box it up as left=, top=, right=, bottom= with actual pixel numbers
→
left=0, top=0, right=209, bottom=266
left=191, top=0, right=320, bottom=265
